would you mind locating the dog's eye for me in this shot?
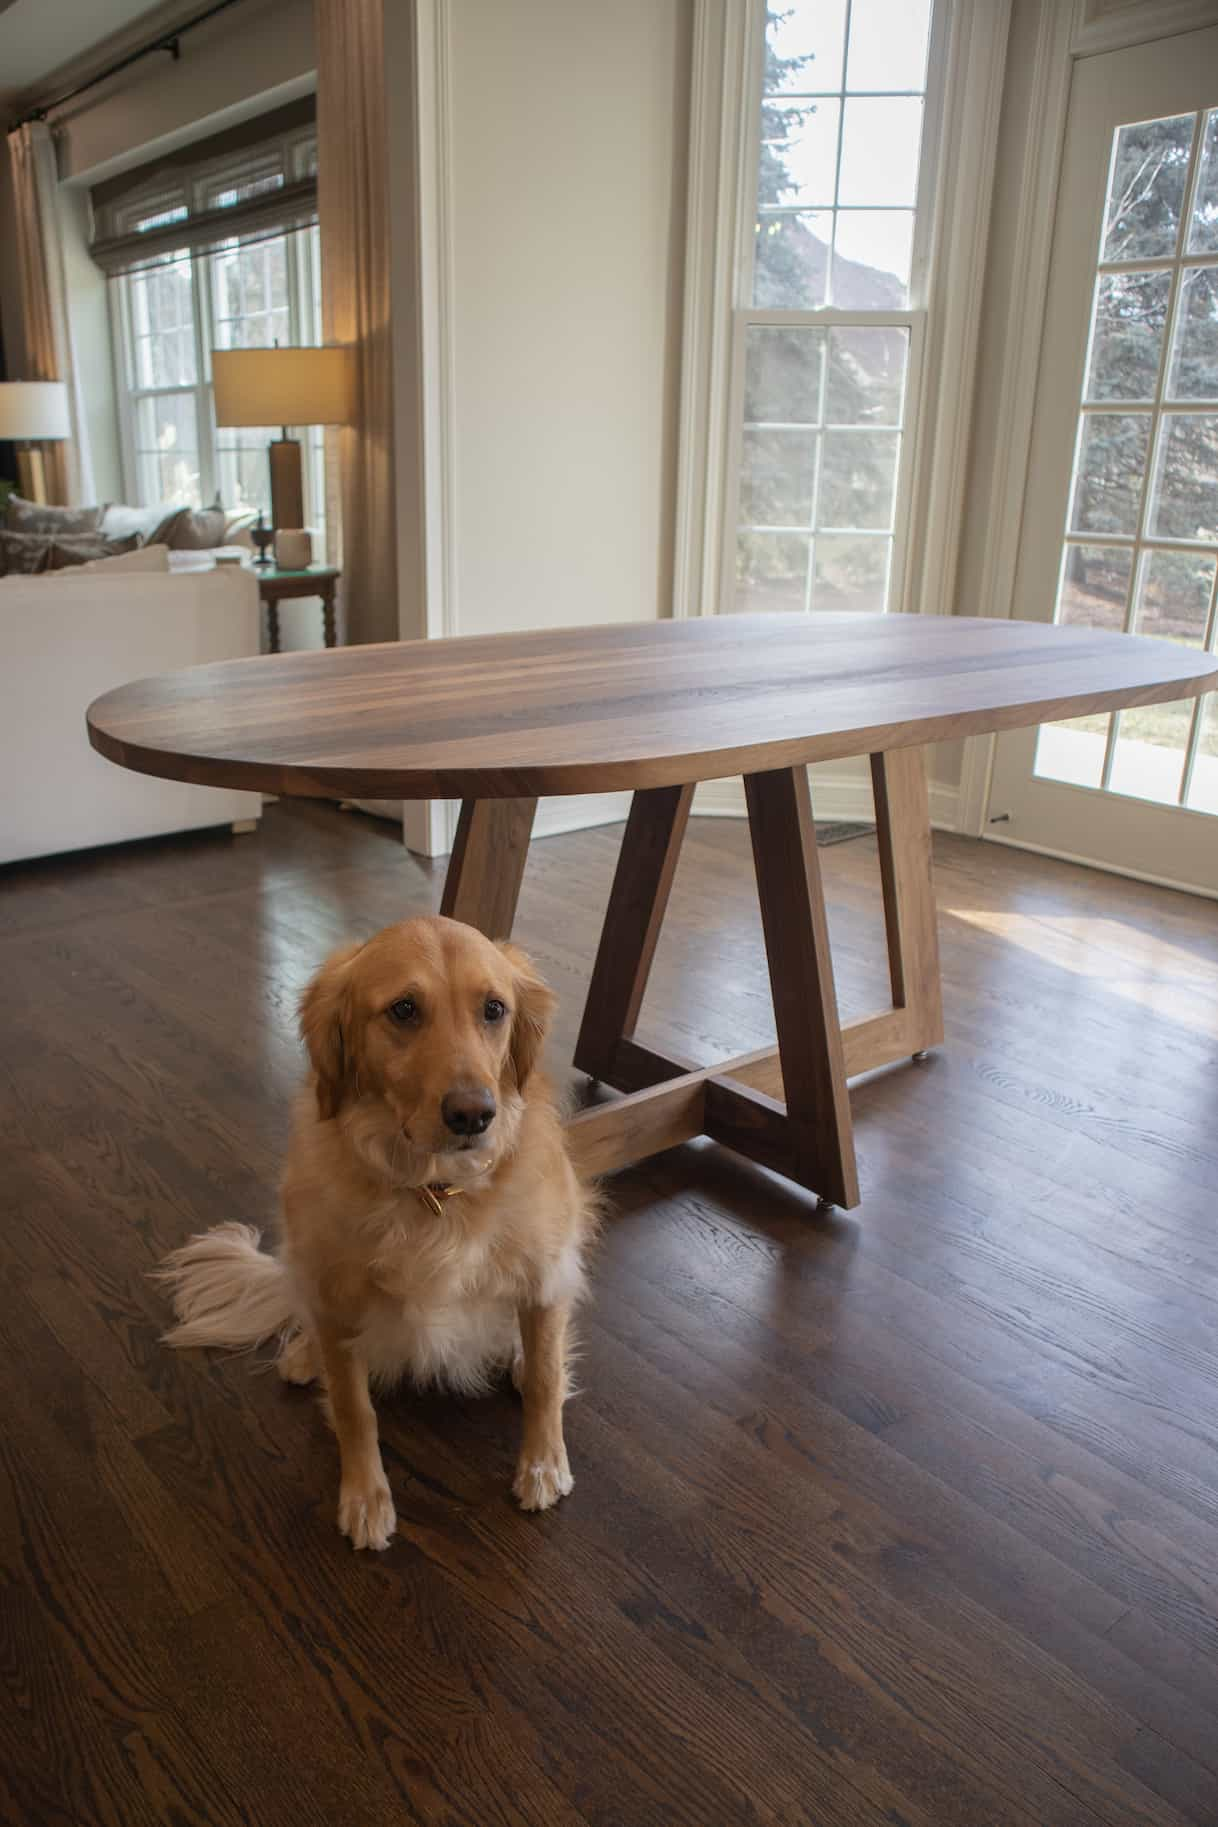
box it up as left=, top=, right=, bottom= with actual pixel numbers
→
left=388, top=996, right=418, bottom=1024
left=484, top=998, right=506, bottom=1024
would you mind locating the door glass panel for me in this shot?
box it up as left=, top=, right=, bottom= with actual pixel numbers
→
left=1148, top=413, right=1218, bottom=542
left=1131, top=547, right=1216, bottom=644
left=1188, top=109, right=1218, bottom=253
left=1068, top=412, right=1152, bottom=535
left=1109, top=699, right=1198, bottom=804
left=1034, top=544, right=1133, bottom=788
left=1101, top=113, right=1194, bottom=260
left=1187, top=690, right=1218, bottom=811
left=1165, top=267, right=1218, bottom=401
left=1085, top=271, right=1171, bottom=402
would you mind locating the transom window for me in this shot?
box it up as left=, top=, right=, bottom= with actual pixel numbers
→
left=731, top=0, right=935, bottom=616
left=1036, top=107, right=1218, bottom=813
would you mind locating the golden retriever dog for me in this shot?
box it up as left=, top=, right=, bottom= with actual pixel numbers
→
left=157, top=915, right=597, bottom=1551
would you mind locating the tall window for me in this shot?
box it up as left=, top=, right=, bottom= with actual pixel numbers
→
left=108, top=129, right=326, bottom=542
left=732, top=1, right=936, bottom=615
left=1035, top=107, right=1218, bottom=813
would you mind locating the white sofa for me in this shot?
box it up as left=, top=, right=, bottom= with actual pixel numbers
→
left=1, top=564, right=261, bottom=866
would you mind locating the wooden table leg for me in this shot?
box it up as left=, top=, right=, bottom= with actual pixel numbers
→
left=871, top=747, right=944, bottom=1058
left=440, top=798, right=538, bottom=938
left=266, top=600, right=280, bottom=655
left=322, top=584, right=337, bottom=649
left=573, top=783, right=693, bottom=1080
left=742, top=765, right=859, bottom=1207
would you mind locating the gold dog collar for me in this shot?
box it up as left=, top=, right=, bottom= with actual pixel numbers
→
left=415, top=1183, right=462, bottom=1217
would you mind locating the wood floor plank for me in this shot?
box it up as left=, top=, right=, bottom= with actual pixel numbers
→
left=2, top=799, right=1217, bottom=1824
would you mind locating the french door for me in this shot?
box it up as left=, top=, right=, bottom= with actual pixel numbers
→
left=986, top=25, right=1218, bottom=896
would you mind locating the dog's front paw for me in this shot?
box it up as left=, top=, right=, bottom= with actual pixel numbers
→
left=513, top=1445, right=573, bottom=1512
left=337, top=1472, right=397, bottom=1551
left=277, top=1329, right=318, bottom=1385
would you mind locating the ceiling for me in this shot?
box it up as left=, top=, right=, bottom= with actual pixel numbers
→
left=0, top=0, right=178, bottom=108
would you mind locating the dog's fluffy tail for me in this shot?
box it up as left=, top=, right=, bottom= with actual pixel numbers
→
left=155, top=1223, right=295, bottom=1351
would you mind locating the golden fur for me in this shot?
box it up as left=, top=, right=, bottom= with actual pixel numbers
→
left=158, top=915, right=597, bottom=1550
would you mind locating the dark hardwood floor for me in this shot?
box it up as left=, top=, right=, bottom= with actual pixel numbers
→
left=2, top=796, right=1217, bottom=1826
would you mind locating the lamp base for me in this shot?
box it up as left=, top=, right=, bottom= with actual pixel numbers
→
left=268, top=437, right=304, bottom=532
left=16, top=445, right=48, bottom=505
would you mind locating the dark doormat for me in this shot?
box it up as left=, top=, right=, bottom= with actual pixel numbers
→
left=816, top=821, right=874, bottom=846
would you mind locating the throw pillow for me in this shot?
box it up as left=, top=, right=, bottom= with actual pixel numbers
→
left=0, top=530, right=52, bottom=575
left=4, top=494, right=103, bottom=536
left=165, top=505, right=228, bottom=549
left=46, top=533, right=141, bottom=570
left=101, top=501, right=176, bottom=544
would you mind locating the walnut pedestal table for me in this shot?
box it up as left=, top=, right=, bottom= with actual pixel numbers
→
left=86, top=613, right=1218, bottom=1210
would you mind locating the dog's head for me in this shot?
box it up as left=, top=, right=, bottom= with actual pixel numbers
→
left=298, top=915, right=555, bottom=1185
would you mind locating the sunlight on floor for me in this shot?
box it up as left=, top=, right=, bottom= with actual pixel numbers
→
left=941, top=904, right=1218, bottom=1034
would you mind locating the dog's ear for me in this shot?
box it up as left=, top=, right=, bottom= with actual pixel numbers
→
left=498, top=942, right=556, bottom=1091
left=299, top=941, right=364, bottom=1120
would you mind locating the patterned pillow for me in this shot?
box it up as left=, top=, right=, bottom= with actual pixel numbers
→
left=4, top=494, right=103, bottom=535
left=46, top=534, right=141, bottom=570
left=0, top=531, right=53, bottom=575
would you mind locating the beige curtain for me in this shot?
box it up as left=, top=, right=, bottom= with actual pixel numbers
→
left=7, top=122, right=94, bottom=507
left=316, top=0, right=397, bottom=646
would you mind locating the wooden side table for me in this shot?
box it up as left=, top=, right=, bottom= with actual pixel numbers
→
left=255, top=565, right=340, bottom=653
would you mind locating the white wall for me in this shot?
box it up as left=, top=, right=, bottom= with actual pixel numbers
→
left=443, top=0, right=690, bottom=638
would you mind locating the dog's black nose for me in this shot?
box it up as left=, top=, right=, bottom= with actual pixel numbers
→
left=441, top=1088, right=496, bottom=1137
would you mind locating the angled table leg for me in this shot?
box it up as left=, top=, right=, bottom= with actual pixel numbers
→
left=440, top=798, right=538, bottom=938
left=871, top=747, right=944, bottom=1058
left=573, top=783, right=694, bottom=1080
left=741, top=765, right=859, bottom=1207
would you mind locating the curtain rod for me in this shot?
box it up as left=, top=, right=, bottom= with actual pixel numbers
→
left=8, top=0, right=247, bottom=134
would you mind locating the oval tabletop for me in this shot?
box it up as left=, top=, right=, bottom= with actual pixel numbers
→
left=87, top=612, right=1218, bottom=800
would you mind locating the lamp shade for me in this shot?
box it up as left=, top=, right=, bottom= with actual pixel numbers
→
left=211, top=345, right=353, bottom=428
left=0, top=381, right=70, bottom=441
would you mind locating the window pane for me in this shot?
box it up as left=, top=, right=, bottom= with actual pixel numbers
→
left=1148, top=413, right=1218, bottom=542
left=1084, top=270, right=1170, bottom=403
left=1036, top=544, right=1132, bottom=788
left=1186, top=689, right=1218, bottom=812
left=1101, top=113, right=1194, bottom=261
left=1068, top=412, right=1152, bottom=536
left=837, top=98, right=923, bottom=206
left=812, top=535, right=891, bottom=612
left=736, top=532, right=809, bottom=612
left=1109, top=699, right=1194, bottom=804
left=845, top=0, right=932, bottom=92
left=1166, top=267, right=1218, bottom=402
left=1131, top=547, right=1216, bottom=644
left=760, top=99, right=840, bottom=209
left=1056, top=543, right=1133, bottom=632
left=1187, top=109, right=1218, bottom=253
left=830, top=211, right=912, bottom=307
left=739, top=428, right=817, bottom=526
left=825, top=326, right=907, bottom=424
left=764, top=0, right=848, bottom=95
left=744, top=326, right=825, bottom=423
left=215, top=426, right=274, bottom=516
left=135, top=394, right=200, bottom=506
left=753, top=212, right=830, bottom=307
left=817, top=429, right=898, bottom=529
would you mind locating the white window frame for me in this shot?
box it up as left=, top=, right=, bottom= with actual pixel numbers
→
left=111, top=135, right=324, bottom=527
left=674, top=0, right=1012, bottom=630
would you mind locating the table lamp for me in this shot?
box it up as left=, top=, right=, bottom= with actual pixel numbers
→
left=210, top=345, right=352, bottom=533
left=0, top=380, right=70, bottom=505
